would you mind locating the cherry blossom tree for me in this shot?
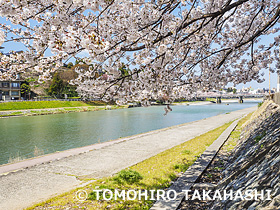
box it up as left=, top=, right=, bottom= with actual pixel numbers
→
left=0, top=0, right=279, bottom=104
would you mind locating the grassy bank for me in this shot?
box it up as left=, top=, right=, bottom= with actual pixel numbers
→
left=0, top=101, right=90, bottom=111
left=0, top=105, right=128, bottom=118
left=223, top=112, right=253, bottom=152
left=27, top=120, right=241, bottom=210
left=0, top=101, right=129, bottom=118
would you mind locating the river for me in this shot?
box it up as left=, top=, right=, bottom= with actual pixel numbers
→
left=0, top=101, right=259, bottom=165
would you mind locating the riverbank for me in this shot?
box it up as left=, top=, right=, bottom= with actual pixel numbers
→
left=0, top=102, right=128, bottom=117
left=0, top=99, right=215, bottom=118
left=0, top=106, right=256, bottom=210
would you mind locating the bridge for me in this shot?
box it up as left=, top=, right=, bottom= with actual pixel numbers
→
left=194, top=93, right=266, bottom=104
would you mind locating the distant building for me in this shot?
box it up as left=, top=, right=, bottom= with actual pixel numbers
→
left=0, top=80, right=23, bottom=100
left=263, top=88, right=270, bottom=93
left=0, top=51, right=24, bottom=100
left=236, top=87, right=250, bottom=94
left=249, top=88, right=264, bottom=94
left=0, top=73, right=23, bottom=101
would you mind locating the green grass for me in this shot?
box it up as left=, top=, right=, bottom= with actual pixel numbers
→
left=224, top=112, right=253, bottom=152
left=255, top=131, right=266, bottom=143
left=258, top=101, right=264, bottom=107
left=112, top=169, right=143, bottom=185
left=0, top=104, right=128, bottom=118
left=86, top=101, right=113, bottom=106
left=0, top=101, right=90, bottom=111
left=181, top=149, right=191, bottom=154
left=27, top=121, right=234, bottom=210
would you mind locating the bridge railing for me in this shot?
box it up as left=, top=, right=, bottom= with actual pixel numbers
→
left=196, top=93, right=265, bottom=98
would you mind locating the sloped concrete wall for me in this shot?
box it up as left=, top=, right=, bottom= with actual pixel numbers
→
left=211, top=102, right=280, bottom=210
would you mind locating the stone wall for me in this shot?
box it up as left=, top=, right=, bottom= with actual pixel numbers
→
left=211, top=102, right=280, bottom=210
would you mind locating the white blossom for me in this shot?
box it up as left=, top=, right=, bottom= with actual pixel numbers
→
left=0, top=0, right=278, bottom=104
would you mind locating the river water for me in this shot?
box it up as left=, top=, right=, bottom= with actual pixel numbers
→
left=0, top=101, right=259, bottom=165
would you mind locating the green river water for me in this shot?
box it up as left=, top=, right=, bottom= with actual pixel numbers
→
left=0, top=101, right=259, bottom=165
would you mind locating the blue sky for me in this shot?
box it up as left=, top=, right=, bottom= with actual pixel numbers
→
left=0, top=14, right=279, bottom=90
left=233, top=33, right=279, bottom=90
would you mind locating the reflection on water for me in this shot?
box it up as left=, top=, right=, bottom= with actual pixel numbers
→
left=0, top=101, right=259, bottom=165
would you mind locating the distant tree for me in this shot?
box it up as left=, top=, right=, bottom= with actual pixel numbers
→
left=226, top=87, right=237, bottom=93
left=227, top=88, right=233, bottom=92
left=75, top=60, right=80, bottom=65
left=47, top=71, right=79, bottom=98
left=75, top=59, right=86, bottom=65
left=63, top=85, right=79, bottom=98
left=20, top=82, right=31, bottom=99
left=67, top=62, right=73, bottom=69
left=71, top=63, right=90, bottom=71
left=47, top=73, right=64, bottom=98
left=59, top=69, right=77, bottom=82
left=119, top=63, right=130, bottom=77
left=71, top=63, right=101, bottom=79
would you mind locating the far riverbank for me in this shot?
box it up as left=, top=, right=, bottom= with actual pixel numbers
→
left=0, top=105, right=128, bottom=118
left=0, top=100, right=128, bottom=118
left=0, top=98, right=262, bottom=118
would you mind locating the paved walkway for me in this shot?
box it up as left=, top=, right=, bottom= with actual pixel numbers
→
left=0, top=106, right=257, bottom=210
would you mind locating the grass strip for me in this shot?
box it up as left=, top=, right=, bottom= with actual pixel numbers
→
left=223, top=112, right=253, bottom=152
left=0, top=101, right=90, bottom=111
left=0, top=105, right=128, bottom=118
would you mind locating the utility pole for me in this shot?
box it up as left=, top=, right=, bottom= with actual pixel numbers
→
left=269, top=54, right=271, bottom=98
left=277, top=74, right=280, bottom=92
left=278, top=46, right=280, bottom=92
left=269, top=69, right=271, bottom=96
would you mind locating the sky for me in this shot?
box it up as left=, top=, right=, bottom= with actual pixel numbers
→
left=232, top=32, right=279, bottom=90
left=0, top=11, right=279, bottom=90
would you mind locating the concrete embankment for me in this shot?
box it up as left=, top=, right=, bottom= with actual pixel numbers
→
left=178, top=100, right=279, bottom=209
left=0, top=106, right=256, bottom=210
left=165, top=100, right=280, bottom=210
left=209, top=101, right=280, bottom=209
